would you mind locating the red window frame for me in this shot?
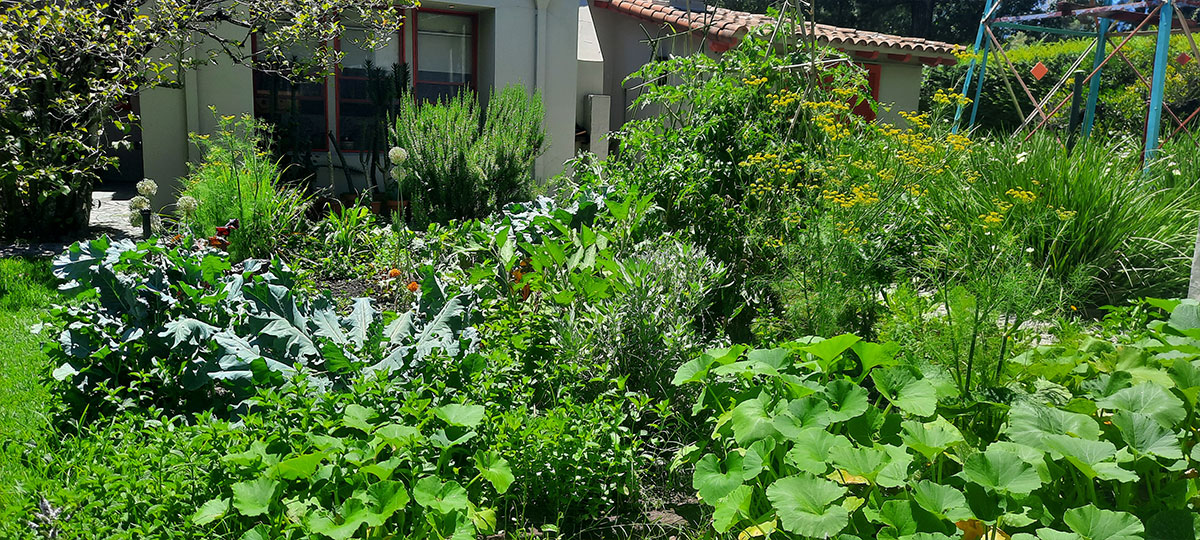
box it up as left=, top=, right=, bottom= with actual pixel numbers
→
left=250, top=33, right=331, bottom=152
left=412, top=8, right=479, bottom=102
left=334, top=25, right=406, bottom=153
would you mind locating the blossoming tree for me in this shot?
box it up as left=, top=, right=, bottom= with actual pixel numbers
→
left=0, top=0, right=412, bottom=240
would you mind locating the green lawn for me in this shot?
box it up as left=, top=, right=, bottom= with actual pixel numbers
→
left=0, top=257, right=57, bottom=509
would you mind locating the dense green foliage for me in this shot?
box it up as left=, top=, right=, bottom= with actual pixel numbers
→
left=4, top=26, right=1200, bottom=540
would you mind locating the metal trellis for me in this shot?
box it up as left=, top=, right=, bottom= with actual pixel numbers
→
left=953, top=0, right=1200, bottom=165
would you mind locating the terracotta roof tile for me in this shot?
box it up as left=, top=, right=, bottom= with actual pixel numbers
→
left=594, top=0, right=962, bottom=61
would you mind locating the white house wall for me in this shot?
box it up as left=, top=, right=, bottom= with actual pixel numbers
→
left=876, top=61, right=923, bottom=126
left=588, top=3, right=718, bottom=132
left=139, top=1, right=579, bottom=202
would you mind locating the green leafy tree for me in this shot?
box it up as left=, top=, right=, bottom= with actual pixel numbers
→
left=0, top=0, right=410, bottom=240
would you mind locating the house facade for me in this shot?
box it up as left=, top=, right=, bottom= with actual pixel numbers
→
left=134, top=0, right=958, bottom=208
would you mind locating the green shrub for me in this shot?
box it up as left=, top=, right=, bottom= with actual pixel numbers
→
left=179, top=113, right=310, bottom=261
left=389, top=85, right=545, bottom=223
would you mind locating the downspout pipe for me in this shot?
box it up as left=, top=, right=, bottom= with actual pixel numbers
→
left=535, top=0, right=550, bottom=90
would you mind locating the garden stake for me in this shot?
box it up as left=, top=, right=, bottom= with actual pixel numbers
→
left=140, top=209, right=152, bottom=239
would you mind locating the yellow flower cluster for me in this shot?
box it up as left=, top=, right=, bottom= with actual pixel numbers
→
left=739, top=152, right=780, bottom=167
left=835, top=221, right=861, bottom=236
left=784, top=211, right=804, bottom=225
left=831, top=87, right=859, bottom=99
left=1005, top=187, right=1037, bottom=204
left=802, top=100, right=852, bottom=113
left=896, top=131, right=939, bottom=155
left=743, top=76, right=769, bottom=86
left=814, top=113, right=851, bottom=141
left=932, top=88, right=973, bottom=107
left=1054, top=207, right=1077, bottom=221
left=953, top=48, right=980, bottom=64
left=822, top=184, right=880, bottom=208
left=763, top=236, right=785, bottom=249
left=897, top=150, right=925, bottom=171
left=946, top=133, right=973, bottom=153
left=903, top=182, right=928, bottom=197
left=768, top=90, right=800, bottom=111
left=993, top=198, right=1014, bottom=212
left=898, top=111, right=932, bottom=130
left=979, top=211, right=1004, bottom=227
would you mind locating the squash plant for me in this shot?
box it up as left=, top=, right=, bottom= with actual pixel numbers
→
left=674, top=327, right=1200, bottom=539
left=192, top=381, right=511, bottom=539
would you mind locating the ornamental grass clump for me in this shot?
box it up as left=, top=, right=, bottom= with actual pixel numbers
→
left=178, top=112, right=309, bottom=261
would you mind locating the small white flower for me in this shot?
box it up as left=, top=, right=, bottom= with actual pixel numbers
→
left=136, top=179, right=158, bottom=197
left=388, top=146, right=408, bottom=163
left=129, top=195, right=151, bottom=211
left=176, top=195, right=199, bottom=216
left=1173, top=169, right=1182, bottom=176
left=1025, top=247, right=1034, bottom=253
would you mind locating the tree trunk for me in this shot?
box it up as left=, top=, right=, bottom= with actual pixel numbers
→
left=910, top=0, right=934, bottom=39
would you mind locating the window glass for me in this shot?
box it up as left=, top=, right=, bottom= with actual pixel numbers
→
left=252, top=39, right=328, bottom=151
left=340, top=28, right=373, bottom=78
left=416, top=13, right=474, bottom=101
left=337, top=27, right=403, bottom=151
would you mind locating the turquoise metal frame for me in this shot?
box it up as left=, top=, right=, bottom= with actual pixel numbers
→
left=955, top=0, right=1198, bottom=165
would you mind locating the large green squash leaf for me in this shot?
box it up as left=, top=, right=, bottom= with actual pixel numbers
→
left=413, top=476, right=469, bottom=515
left=824, top=379, right=870, bottom=423
left=731, top=396, right=779, bottom=446
left=693, top=453, right=745, bottom=502
left=961, top=446, right=1042, bottom=495
left=1037, top=505, right=1144, bottom=540
left=872, top=367, right=938, bottom=417
left=902, top=416, right=964, bottom=460
left=231, top=476, right=279, bottom=517
left=766, top=474, right=849, bottom=537
left=1096, top=383, right=1185, bottom=429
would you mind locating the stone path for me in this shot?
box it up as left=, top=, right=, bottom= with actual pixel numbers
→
left=0, top=186, right=142, bottom=259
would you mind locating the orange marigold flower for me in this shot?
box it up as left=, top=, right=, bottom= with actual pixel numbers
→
left=388, top=268, right=402, bottom=279
left=406, top=281, right=420, bottom=292
left=208, top=236, right=230, bottom=249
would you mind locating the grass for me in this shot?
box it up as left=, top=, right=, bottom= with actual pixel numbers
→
left=0, top=257, right=58, bottom=510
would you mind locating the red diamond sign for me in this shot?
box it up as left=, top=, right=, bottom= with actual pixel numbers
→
left=1179, top=52, right=1193, bottom=65
left=1031, top=62, right=1049, bottom=80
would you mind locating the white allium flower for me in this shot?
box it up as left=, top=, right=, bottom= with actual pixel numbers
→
left=129, top=195, right=151, bottom=211
left=129, top=211, right=143, bottom=227
left=390, top=167, right=406, bottom=181
left=176, top=195, right=199, bottom=216
left=388, top=146, right=408, bottom=163
left=136, top=179, right=158, bottom=197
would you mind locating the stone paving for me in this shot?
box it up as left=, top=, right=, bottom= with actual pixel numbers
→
left=0, top=186, right=143, bottom=259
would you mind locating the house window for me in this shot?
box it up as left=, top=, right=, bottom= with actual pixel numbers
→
left=414, top=12, right=476, bottom=102
left=336, top=27, right=405, bottom=152
left=252, top=39, right=329, bottom=152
